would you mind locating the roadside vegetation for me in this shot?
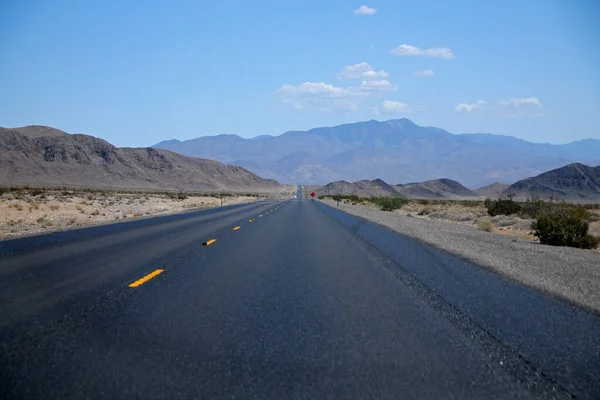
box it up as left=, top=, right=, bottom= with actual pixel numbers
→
left=319, top=194, right=600, bottom=250
left=484, top=196, right=599, bottom=249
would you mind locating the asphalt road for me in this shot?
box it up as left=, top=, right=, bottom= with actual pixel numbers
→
left=1, top=187, right=598, bottom=399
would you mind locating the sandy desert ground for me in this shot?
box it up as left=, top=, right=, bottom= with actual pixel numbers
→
left=0, top=188, right=272, bottom=240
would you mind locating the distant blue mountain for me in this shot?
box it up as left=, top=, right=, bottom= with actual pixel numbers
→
left=250, top=134, right=273, bottom=140
left=151, top=119, right=600, bottom=187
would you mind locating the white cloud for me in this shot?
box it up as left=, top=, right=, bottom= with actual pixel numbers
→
left=498, top=97, right=542, bottom=107
left=273, top=82, right=363, bottom=112
left=380, top=100, right=409, bottom=114
left=359, top=79, right=398, bottom=92
left=455, top=97, right=544, bottom=116
left=338, top=62, right=389, bottom=80
left=274, top=62, right=400, bottom=112
left=455, top=100, right=487, bottom=113
left=413, top=69, right=435, bottom=77
left=391, top=44, right=455, bottom=59
left=354, top=5, right=376, bottom=15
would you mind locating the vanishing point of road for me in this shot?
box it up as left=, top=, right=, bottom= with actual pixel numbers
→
left=1, top=186, right=599, bottom=399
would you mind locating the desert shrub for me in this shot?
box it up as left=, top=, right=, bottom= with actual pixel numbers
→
left=49, top=204, right=60, bottom=211
left=518, top=197, right=551, bottom=219
left=475, top=217, right=494, bottom=232
left=484, top=196, right=521, bottom=216
left=90, top=209, right=100, bottom=216
left=0, top=187, right=7, bottom=195
left=532, top=204, right=599, bottom=249
left=491, top=215, right=517, bottom=227
left=418, top=206, right=434, bottom=216
left=371, top=197, right=406, bottom=211
left=31, top=188, right=44, bottom=196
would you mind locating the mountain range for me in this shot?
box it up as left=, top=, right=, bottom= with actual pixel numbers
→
left=153, top=119, right=600, bottom=187
left=315, top=178, right=479, bottom=200
left=313, top=163, right=600, bottom=201
left=0, top=127, right=287, bottom=193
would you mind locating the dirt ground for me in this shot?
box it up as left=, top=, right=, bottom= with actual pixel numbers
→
left=0, top=189, right=265, bottom=240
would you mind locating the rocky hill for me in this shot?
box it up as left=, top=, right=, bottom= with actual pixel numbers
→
left=0, top=128, right=286, bottom=193
left=315, top=179, right=399, bottom=198
left=3, top=125, right=69, bottom=138
left=394, top=179, right=479, bottom=200
left=503, top=163, right=600, bottom=201
left=473, top=182, right=511, bottom=198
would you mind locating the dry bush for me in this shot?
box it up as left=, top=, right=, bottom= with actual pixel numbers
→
left=132, top=212, right=143, bottom=217
left=75, top=205, right=84, bottom=213
left=448, top=210, right=478, bottom=222
left=476, top=217, right=494, bottom=232
left=512, top=219, right=534, bottom=231
left=49, top=204, right=60, bottom=211
left=90, top=209, right=100, bottom=216
left=491, top=215, right=517, bottom=227
left=68, top=217, right=78, bottom=225
left=36, top=214, right=48, bottom=224
left=418, top=206, right=434, bottom=216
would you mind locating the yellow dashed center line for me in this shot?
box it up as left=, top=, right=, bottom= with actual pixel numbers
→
left=259, top=215, right=263, bottom=217
left=203, top=239, right=217, bottom=246
left=129, top=269, right=164, bottom=288
left=249, top=219, right=254, bottom=222
left=233, top=226, right=241, bottom=231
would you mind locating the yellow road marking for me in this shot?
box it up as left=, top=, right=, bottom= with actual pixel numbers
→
left=233, top=226, right=241, bottom=231
left=249, top=219, right=253, bottom=222
left=203, top=239, right=217, bottom=246
left=259, top=215, right=263, bottom=217
left=129, top=269, right=164, bottom=288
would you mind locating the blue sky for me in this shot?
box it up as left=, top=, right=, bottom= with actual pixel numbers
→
left=1, top=0, right=599, bottom=147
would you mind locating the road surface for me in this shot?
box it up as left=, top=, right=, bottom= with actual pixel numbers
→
left=1, top=186, right=599, bottom=399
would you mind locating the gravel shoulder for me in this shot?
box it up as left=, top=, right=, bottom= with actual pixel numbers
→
left=321, top=199, right=600, bottom=314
